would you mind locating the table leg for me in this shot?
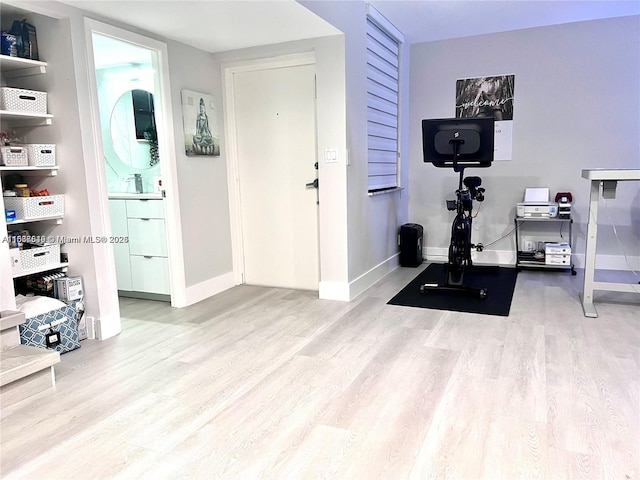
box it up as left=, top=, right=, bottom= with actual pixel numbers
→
left=581, top=179, right=601, bottom=317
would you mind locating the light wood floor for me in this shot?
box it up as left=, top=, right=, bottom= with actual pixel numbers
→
left=1, top=265, right=638, bottom=479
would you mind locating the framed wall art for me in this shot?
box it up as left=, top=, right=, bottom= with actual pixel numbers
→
left=455, top=74, right=515, bottom=161
left=181, top=89, right=220, bottom=156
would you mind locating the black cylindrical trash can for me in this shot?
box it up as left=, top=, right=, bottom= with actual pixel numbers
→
left=399, top=223, right=423, bottom=267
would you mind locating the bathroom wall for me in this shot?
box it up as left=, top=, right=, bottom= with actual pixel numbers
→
left=95, top=64, right=160, bottom=193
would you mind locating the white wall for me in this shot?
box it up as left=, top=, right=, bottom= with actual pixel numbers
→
left=300, top=1, right=411, bottom=298
left=213, top=35, right=350, bottom=299
left=409, top=16, right=640, bottom=269
left=164, top=40, right=234, bottom=290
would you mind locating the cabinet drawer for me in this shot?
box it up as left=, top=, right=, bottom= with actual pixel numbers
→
left=130, top=255, right=170, bottom=295
left=126, top=199, right=164, bottom=219
left=127, top=218, right=167, bottom=256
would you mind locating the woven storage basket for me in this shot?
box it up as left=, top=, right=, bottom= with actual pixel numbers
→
left=3, top=195, right=64, bottom=220
left=25, top=144, right=56, bottom=166
left=0, top=145, right=29, bottom=166
left=0, top=87, right=47, bottom=114
left=18, top=244, right=61, bottom=272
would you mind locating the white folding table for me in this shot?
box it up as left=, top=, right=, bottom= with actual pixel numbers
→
left=581, top=168, right=640, bottom=317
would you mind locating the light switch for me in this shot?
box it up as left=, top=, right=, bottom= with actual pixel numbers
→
left=324, top=148, right=338, bottom=163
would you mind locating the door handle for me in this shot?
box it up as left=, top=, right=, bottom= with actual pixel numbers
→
left=305, top=178, right=319, bottom=189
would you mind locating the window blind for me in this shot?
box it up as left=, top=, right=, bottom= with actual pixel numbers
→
left=366, top=10, right=401, bottom=192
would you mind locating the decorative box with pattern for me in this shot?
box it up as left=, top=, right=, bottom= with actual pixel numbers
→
left=19, top=303, right=80, bottom=354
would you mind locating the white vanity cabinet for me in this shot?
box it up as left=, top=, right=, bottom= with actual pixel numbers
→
left=108, top=198, right=170, bottom=297
left=108, top=199, right=132, bottom=290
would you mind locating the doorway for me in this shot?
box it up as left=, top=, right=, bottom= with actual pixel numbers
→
left=84, top=19, right=185, bottom=310
left=227, top=56, right=319, bottom=291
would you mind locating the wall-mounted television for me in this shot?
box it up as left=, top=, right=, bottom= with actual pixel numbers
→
left=422, top=117, right=494, bottom=169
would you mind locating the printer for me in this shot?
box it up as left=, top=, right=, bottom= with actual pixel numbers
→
left=516, top=187, right=558, bottom=218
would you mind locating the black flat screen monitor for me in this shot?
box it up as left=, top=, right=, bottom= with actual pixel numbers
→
left=422, top=117, right=494, bottom=168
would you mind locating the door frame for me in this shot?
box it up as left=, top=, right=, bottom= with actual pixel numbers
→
left=83, top=19, right=187, bottom=334
left=222, top=53, right=319, bottom=287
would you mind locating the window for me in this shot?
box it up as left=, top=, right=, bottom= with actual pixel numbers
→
left=366, top=5, right=404, bottom=193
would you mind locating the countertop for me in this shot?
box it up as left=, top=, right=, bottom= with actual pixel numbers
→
left=107, top=193, right=163, bottom=200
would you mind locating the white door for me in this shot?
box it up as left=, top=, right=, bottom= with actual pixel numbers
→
left=233, top=63, right=319, bottom=290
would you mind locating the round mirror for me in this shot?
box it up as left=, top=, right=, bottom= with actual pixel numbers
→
left=109, top=89, right=158, bottom=170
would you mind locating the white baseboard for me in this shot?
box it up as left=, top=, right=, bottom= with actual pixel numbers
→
left=348, top=253, right=400, bottom=300
left=425, top=247, right=640, bottom=271
left=319, top=253, right=400, bottom=302
left=180, top=271, right=236, bottom=307
left=94, top=315, right=120, bottom=340
left=574, top=253, right=640, bottom=271
left=425, top=247, right=514, bottom=266
left=319, top=281, right=350, bottom=301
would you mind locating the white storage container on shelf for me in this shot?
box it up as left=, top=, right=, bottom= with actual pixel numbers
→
left=0, top=87, right=47, bottom=113
left=4, top=195, right=64, bottom=220
left=25, top=144, right=56, bottom=166
left=0, top=145, right=29, bottom=166
left=10, top=244, right=61, bottom=274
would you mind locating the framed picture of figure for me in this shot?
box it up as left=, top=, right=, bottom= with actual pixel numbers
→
left=181, top=89, right=220, bottom=156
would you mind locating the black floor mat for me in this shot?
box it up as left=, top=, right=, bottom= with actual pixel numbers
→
left=388, top=263, right=518, bottom=316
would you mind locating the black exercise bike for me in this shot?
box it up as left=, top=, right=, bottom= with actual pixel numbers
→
left=420, top=170, right=487, bottom=298
left=420, top=117, right=495, bottom=300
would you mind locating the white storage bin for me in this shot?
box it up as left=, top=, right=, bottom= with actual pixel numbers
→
left=9, top=248, right=22, bottom=272
left=545, top=242, right=571, bottom=255
left=0, top=145, right=29, bottom=166
left=0, top=87, right=47, bottom=114
left=13, top=244, right=61, bottom=273
left=25, top=144, right=56, bottom=166
left=546, top=254, right=571, bottom=266
left=3, top=195, right=64, bottom=220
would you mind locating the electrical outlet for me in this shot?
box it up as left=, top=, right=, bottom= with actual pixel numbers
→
left=524, top=240, right=534, bottom=252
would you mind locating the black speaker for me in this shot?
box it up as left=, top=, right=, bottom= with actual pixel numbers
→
left=399, top=223, right=423, bottom=267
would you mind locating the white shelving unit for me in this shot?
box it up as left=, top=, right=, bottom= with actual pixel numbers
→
left=0, top=54, right=47, bottom=77
left=1, top=54, right=65, bottom=281
left=12, top=262, right=69, bottom=279
left=6, top=214, right=63, bottom=226
left=514, top=216, right=576, bottom=275
left=1, top=56, right=52, bottom=125
left=0, top=110, right=53, bottom=126
left=0, top=12, right=71, bottom=408
left=0, top=165, right=57, bottom=176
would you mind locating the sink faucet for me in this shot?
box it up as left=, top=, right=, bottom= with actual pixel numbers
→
left=134, top=174, right=143, bottom=194
left=121, top=174, right=144, bottom=194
